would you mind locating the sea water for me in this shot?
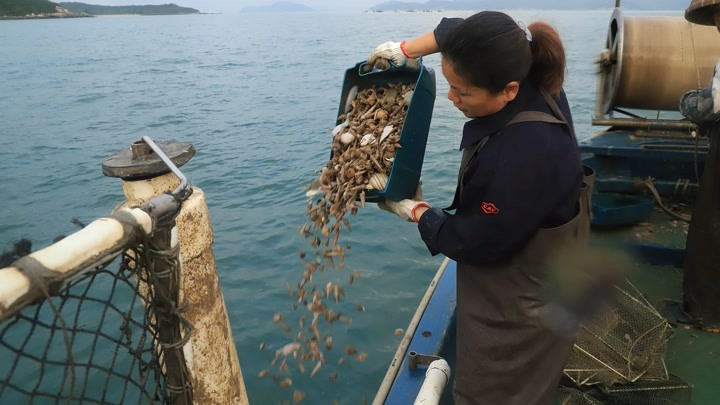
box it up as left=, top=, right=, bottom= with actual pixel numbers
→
left=0, top=9, right=680, bottom=403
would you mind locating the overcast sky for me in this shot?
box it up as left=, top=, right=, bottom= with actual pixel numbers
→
left=85, top=1, right=373, bottom=13
left=78, top=0, right=683, bottom=14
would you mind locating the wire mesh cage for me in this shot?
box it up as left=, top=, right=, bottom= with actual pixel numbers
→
left=564, top=279, right=672, bottom=386
left=601, top=374, right=692, bottom=405
left=557, top=386, right=605, bottom=405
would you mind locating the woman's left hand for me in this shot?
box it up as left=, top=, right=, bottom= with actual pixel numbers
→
left=377, top=182, right=428, bottom=222
left=378, top=199, right=415, bottom=221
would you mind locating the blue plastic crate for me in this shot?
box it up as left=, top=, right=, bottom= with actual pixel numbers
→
left=591, top=192, right=656, bottom=228
left=334, top=60, right=436, bottom=202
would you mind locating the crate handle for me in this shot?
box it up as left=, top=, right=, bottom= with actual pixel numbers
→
left=358, top=57, right=423, bottom=77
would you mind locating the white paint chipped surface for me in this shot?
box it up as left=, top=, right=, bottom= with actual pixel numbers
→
left=0, top=267, right=31, bottom=314
left=32, top=218, right=125, bottom=274
left=121, top=173, right=180, bottom=206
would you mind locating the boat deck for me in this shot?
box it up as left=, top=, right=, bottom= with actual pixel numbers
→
left=597, top=211, right=720, bottom=405
left=379, top=210, right=720, bottom=404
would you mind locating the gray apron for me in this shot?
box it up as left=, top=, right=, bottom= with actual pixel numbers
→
left=453, top=91, right=594, bottom=404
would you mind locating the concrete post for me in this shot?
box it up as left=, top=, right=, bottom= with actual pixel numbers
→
left=104, top=140, right=248, bottom=404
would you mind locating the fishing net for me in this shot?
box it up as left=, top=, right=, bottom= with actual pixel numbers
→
left=0, top=241, right=192, bottom=403
left=564, top=279, right=672, bottom=386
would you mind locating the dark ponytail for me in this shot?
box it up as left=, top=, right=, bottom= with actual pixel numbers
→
left=441, top=12, right=532, bottom=94
left=440, top=12, right=566, bottom=96
left=528, top=22, right=566, bottom=96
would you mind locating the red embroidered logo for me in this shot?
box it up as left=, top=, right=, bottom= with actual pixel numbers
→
left=481, top=202, right=500, bottom=215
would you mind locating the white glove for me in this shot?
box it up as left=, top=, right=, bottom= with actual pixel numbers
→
left=377, top=181, right=427, bottom=222
left=367, top=41, right=419, bottom=70
left=378, top=199, right=429, bottom=222
left=368, top=41, right=405, bottom=66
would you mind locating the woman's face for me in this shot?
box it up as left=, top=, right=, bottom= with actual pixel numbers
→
left=441, top=58, right=516, bottom=119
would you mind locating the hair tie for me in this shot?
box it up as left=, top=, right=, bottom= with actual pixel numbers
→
left=517, top=20, right=532, bottom=42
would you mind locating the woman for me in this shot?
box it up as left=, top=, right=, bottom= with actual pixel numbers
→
left=369, top=11, right=593, bottom=404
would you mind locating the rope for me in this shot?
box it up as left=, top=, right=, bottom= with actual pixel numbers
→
left=643, top=178, right=692, bottom=222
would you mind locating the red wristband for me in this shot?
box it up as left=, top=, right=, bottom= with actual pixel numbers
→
left=411, top=202, right=431, bottom=222
left=400, top=41, right=411, bottom=59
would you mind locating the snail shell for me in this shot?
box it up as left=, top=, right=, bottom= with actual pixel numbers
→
left=360, top=134, right=376, bottom=146
left=382, top=89, right=398, bottom=108
left=374, top=109, right=388, bottom=121
left=345, top=85, right=358, bottom=113
left=367, top=173, right=388, bottom=190
left=380, top=125, right=394, bottom=143
left=339, top=132, right=355, bottom=145
left=403, top=90, right=414, bottom=105
left=332, top=120, right=348, bottom=136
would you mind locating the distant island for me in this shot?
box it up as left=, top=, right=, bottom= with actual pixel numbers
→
left=0, top=0, right=88, bottom=18
left=240, top=1, right=315, bottom=13
left=0, top=0, right=200, bottom=19
left=60, top=2, right=200, bottom=15
left=368, top=0, right=683, bottom=12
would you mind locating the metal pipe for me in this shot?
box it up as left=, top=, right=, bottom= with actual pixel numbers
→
left=147, top=219, right=193, bottom=404
left=592, top=117, right=698, bottom=131
left=413, top=359, right=451, bottom=405
left=643, top=144, right=709, bottom=151
left=142, top=136, right=191, bottom=201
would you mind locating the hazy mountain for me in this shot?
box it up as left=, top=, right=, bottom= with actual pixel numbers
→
left=240, top=1, right=315, bottom=12
left=368, top=0, right=683, bottom=11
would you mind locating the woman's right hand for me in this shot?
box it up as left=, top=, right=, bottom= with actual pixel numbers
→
left=367, top=41, right=406, bottom=66
left=366, top=41, right=418, bottom=70
left=366, top=33, right=441, bottom=71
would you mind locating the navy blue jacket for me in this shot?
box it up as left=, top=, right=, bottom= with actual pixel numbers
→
left=418, top=19, right=583, bottom=266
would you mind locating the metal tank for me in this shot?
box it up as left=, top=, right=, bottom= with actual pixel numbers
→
left=596, top=8, right=720, bottom=116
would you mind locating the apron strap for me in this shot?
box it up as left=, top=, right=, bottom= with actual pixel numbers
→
left=505, top=111, right=565, bottom=126
left=539, top=89, right=578, bottom=142
left=446, top=136, right=490, bottom=211
left=445, top=89, right=577, bottom=211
